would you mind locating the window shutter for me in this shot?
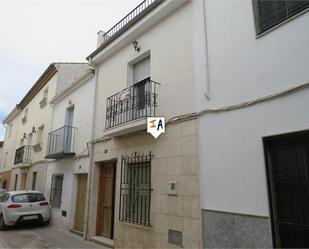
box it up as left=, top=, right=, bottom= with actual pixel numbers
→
left=258, top=0, right=287, bottom=33
left=133, top=57, right=150, bottom=83
left=287, top=1, right=309, bottom=17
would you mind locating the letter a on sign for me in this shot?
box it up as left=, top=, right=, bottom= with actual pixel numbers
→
left=147, top=117, right=165, bottom=138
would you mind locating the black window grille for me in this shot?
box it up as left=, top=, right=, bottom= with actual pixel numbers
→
left=50, top=174, right=63, bottom=208
left=254, top=0, right=309, bottom=34
left=119, top=152, right=152, bottom=226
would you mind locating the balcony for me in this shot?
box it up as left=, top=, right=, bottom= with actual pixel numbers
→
left=14, top=145, right=33, bottom=165
left=45, top=126, right=77, bottom=159
left=87, top=0, right=164, bottom=59
left=104, top=78, right=158, bottom=137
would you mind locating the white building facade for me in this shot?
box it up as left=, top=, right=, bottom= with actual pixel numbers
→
left=44, top=67, right=95, bottom=232
left=86, top=0, right=202, bottom=248
left=194, top=0, right=309, bottom=247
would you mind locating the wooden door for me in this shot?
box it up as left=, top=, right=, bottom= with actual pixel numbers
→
left=21, top=173, right=27, bottom=190
left=74, top=174, right=88, bottom=232
left=96, top=164, right=115, bottom=238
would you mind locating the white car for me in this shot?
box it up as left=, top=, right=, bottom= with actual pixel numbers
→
left=0, top=191, right=50, bottom=230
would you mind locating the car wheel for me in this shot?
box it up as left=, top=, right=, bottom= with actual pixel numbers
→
left=0, top=214, right=7, bottom=231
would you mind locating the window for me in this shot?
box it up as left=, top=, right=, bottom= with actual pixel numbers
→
left=254, top=0, right=309, bottom=34
left=119, top=152, right=152, bottom=226
left=27, top=133, right=33, bottom=146
left=32, top=172, right=37, bottom=190
left=50, top=174, right=63, bottom=208
left=14, top=174, right=18, bottom=191
left=34, top=125, right=44, bottom=152
left=40, top=88, right=48, bottom=108
left=12, top=193, right=45, bottom=203
left=43, top=88, right=48, bottom=99
left=22, top=108, right=28, bottom=124
left=36, top=125, right=44, bottom=144
left=132, top=56, right=150, bottom=112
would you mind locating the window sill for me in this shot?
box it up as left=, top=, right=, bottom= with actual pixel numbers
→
left=119, top=221, right=153, bottom=230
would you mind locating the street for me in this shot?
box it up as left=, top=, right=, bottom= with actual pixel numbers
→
left=0, top=224, right=106, bottom=249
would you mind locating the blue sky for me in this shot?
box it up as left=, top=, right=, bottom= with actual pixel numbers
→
left=0, top=0, right=141, bottom=140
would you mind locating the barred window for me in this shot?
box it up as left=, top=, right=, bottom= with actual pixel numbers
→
left=119, top=152, right=152, bottom=226
left=254, top=0, right=309, bottom=35
left=50, top=174, right=63, bottom=208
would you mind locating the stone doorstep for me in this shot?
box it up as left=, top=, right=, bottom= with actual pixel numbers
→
left=89, top=236, right=114, bottom=248
left=70, top=229, right=83, bottom=237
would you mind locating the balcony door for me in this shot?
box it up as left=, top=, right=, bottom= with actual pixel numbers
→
left=64, top=106, right=74, bottom=152
left=27, top=133, right=33, bottom=146
left=132, top=56, right=150, bottom=119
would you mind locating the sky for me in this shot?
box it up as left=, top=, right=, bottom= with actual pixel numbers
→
left=0, top=0, right=142, bottom=140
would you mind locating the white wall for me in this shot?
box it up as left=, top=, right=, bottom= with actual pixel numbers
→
left=51, top=76, right=95, bottom=155
left=195, top=0, right=309, bottom=215
left=199, top=88, right=309, bottom=216
left=93, top=1, right=195, bottom=139
left=0, top=144, right=3, bottom=167
left=46, top=74, right=95, bottom=229
left=199, top=0, right=309, bottom=108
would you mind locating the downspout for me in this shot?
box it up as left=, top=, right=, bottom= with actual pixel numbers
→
left=83, top=60, right=98, bottom=240
left=42, top=100, right=55, bottom=196
left=202, top=0, right=211, bottom=100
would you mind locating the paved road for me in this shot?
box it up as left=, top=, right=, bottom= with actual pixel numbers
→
left=0, top=224, right=106, bottom=249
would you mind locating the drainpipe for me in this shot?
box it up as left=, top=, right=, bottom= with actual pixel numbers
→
left=42, top=102, right=55, bottom=197
left=202, top=0, right=211, bottom=100
left=83, top=60, right=98, bottom=240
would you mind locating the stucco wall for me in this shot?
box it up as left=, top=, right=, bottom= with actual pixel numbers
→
left=44, top=157, right=90, bottom=230
left=194, top=0, right=309, bottom=216
left=195, top=0, right=309, bottom=109
left=0, top=113, right=21, bottom=174
left=51, top=75, right=95, bottom=156
left=199, top=87, right=309, bottom=217
left=1, top=72, right=58, bottom=179
left=93, top=1, right=195, bottom=139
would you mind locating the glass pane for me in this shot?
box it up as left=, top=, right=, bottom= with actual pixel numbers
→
left=287, top=1, right=309, bottom=16
left=258, top=0, right=287, bottom=32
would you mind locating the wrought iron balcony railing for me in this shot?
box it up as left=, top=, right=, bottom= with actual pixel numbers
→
left=45, top=126, right=77, bottom=159
left=90, top=0, right=164, bottom=55
left=105, top=78, right=158, bottom=129
left=14, top=145, right=33, bottom=165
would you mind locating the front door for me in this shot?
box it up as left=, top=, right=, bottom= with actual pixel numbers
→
left=74, top=174, right=88, bottom=232
left=21, top=173, right=27, bottom=190
left=96, top=163, right=116, bottom=238
left=264, top=131, right=309, bottom=248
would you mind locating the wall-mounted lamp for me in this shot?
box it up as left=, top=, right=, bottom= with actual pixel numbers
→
left=23, top=133, right=27, bottom=139
left=32, top=126, right=36, bottom=134
left=132, top=40, right=140, bottom=52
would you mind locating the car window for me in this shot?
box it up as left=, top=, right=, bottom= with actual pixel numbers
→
left=12, top=193, right=45, bottom=203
